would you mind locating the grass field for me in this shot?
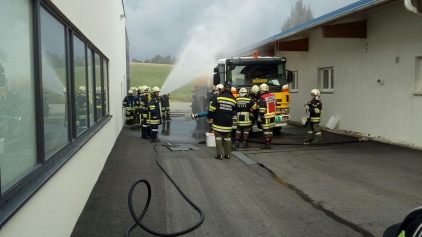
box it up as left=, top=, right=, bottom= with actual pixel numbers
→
left=129, top=62, right=193, bottom=102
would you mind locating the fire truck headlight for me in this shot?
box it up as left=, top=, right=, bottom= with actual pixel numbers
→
left=281, top=108, right=290, bottom=114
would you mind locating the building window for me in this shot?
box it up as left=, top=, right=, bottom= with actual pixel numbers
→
left=103, top=59, right=109, bottom=115
left=94, top=53, right=103, bottom=121
left=415, top=57, right=422, bottom=94
left=87, top=48, right=96, bottom=127
left=73, top=35, right=88, bottom=135
left=289, top=71, right=298, bottom=92
left=0, top=1, right=111, bottom=226
left=319, top=67, right=334, bottom=92
left=40, top=6, right=69, bottom=158
left=0, top=0, right=38, bottom=193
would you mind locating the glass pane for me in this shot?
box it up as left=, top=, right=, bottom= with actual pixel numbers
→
left=290, top=74, right=296, bottom=89
left=40, top=7, right=68, bottom=158
left=87, top=49, right=95, bottom=127
left=0, top=0, right=38, bottom=192
left=102, top=59, right=108, bottom=115
left=323, top=70, right=329, bottom=89
left=331, top=69, right=334, bottom=89
left=73, top=36, right=87, bottom=135
left=94, top=53, right=103, bottom=121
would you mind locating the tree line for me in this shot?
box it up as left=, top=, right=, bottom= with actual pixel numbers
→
left=132, top=54, right=176, bottom=64
left=131, top=0, right=314, bottom=65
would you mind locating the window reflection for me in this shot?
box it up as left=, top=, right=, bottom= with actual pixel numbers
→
left=0, top=0, right=37, bottom=192
left=40, top=7, right=68, bottom=158
left=102, top=59, right=108, bottom=115
left=87, top=49, right=95, bottom=127
left=95, top=53, right=103, bottom=121
left=73, top=36, right=88, bottom=135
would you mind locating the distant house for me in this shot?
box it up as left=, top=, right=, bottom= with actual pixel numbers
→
left=237, top=0, right=422, bottom=148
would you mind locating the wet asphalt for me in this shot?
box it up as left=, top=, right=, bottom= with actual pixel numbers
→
left=71, top=113, right=422, bottom=237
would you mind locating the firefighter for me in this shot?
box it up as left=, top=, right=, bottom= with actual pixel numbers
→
left=258, top=83, right=276, bottom=149
left=139, top=85, right=150, bottom=139
left=160, top=93, right=171, bottom=121
left=76, top=86, right=87, bottom=131
left=235, top=87, right=257, bottom=148
left=148, top=86, right=162, bottom=142
left=96, top=87, right=102, bottom=118
left=304, top=89, right=322, bottom=143
left=207, top=83, right=236, bottom=160
left=249, top=85, right=262, bottom=131
left=123, top=89, right=136, bottom=126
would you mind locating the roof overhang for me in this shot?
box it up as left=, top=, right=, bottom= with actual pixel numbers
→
left=231, top=0, right=401, bottom=56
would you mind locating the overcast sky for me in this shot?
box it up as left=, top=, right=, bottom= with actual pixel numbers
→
left=123, top=0, right=360, bottom=61
left=123, top=0, right=360, bottom=93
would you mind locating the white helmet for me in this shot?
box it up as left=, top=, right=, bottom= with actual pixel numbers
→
left=259, top=83, right=269, bottom=92
left=128, top=89, right=133, bottom=94
left=78, top=86, right=86, bottom=94
left=215, top=84, right=224, bottom=91
left=138, top=86, right=144, bottom=93
left=152, top=86, right=160, bottom=93
left=311, top=89, right=320, bottom=96
left=251, top=85, right=260, bottom=93
left=239, top=87, right=247, bottom=97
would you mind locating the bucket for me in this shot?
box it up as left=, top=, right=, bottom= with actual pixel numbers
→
left=300, top=117, right=308, bottom=125
left=0, top=138, right=4, bottom=154
left=205, top=132, right=216, bottom=147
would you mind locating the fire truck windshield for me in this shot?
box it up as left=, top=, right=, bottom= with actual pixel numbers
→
left=226, top=63, right=284, bottom=87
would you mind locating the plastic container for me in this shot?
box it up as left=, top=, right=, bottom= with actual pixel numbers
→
left=205, top=132, right=216, bottom=147
left=0, top=138, right=4, bottom=154
left=326, top=116, right=339, bottom=130
left=300, top=117, right=308, bottom=125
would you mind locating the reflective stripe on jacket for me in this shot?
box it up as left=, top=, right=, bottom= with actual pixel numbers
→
left=207, top=90, right=236, bottom=133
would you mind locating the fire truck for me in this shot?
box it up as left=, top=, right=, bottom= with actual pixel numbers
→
left=192, top=52, right=293, bottom=133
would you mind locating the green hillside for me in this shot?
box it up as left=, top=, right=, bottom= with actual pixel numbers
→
left=129, top=62, right=192, bottom=102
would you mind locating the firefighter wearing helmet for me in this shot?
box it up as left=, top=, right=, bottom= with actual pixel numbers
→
left=160, top=93, right=171, bottom=121
left=234, top=87, right=257, bottom=148
left=304, top=89, right=322, bottom=143
left=249, top=85, right=262, bottom=130
left=148, top=86, right=162, bottom=142
left=123, top=89, right=136, bottom=126
left=207, top=83, right=236, bottom=160
left=139, top=85, right=151, bottom=138
left=76, top=86, right=87, bottom=131
left=258, top=83, right=276, bottom=149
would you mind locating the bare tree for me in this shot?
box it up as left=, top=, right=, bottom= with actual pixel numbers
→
left=281, top=0, right=314, bottom=32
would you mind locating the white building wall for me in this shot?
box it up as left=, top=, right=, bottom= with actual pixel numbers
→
left=280, top=2, right=422, bottom=147
left=0, top=0, right=126, bottom=236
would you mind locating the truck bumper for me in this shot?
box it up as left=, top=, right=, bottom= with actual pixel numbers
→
left=275, top=114, right=290, bottom=127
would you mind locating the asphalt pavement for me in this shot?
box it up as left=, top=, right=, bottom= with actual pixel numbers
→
left=71, top=109, right=422, bottom=237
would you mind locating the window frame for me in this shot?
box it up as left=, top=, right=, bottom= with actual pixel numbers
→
left=0, top=0, right=112, bottom=227
left=319, top=67, right=334, bottom=93
left=415, top=56, right=422, bottom=95
left=289, top=71, right=298, bottom=92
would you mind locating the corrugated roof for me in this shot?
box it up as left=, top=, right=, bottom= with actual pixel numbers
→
left=233, top=0, right=393, bottom=55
